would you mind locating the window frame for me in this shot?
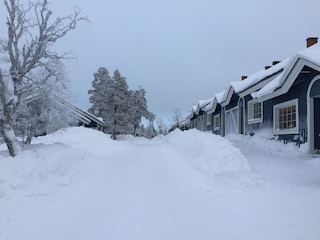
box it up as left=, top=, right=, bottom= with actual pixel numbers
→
left=248, top=100, right=263, bottom=124
left=206, top=112, right=212, bottom=126
left=273, top=99, right=299, bottom=135
left=213, top=114, right=220, bottom=131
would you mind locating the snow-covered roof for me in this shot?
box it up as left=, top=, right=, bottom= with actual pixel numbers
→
left=231, top=59, right=288, bottom=94
left=191, top=98, right=212, bottom=116
left=204, top=97, right=214, bottom=112
left=70, top=104, right=105, bottom=126
left=252, top=42, right=320, bottom=99
left=204, top=90, right=225, bottom=113
left=179, top=116, right=191, bottom=127
left=215, top=90, right=225, bottom=103
left=185, top=40, right=320, bottom=121
left=299, top=41, right=320, bottom=65
left=198, top=99, right=211, bottom=109
left=198, top=97, right=212, bottom=110
left=220, top=60, right=287, bottom=105
left=191, top=105, right=198, bottom=115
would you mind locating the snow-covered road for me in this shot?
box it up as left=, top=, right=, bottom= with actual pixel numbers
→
left=1, top=127, right=320, bottom=240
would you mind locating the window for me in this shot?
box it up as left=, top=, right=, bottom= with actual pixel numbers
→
left=207, top=113, right=212, bottom=125
left=248, top=100, right=262, bottom=124
left=191, top=119, right=195, bottom=129
left=273, top=99, right=299, bottom=135
left=213, top=114, right=220, bottom=131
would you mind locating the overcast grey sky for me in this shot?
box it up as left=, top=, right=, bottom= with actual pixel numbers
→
left=3, top=0, right=320, bottom=123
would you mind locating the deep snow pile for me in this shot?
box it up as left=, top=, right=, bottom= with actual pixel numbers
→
left=161, top=129, right=252, bottom=180
left=0, top=127, right=320, bottom=240
left=0, top=128, right=115, bottom=199
left=226, top=129, right=320, bottom=187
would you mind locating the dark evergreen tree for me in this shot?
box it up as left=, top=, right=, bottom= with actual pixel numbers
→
left=111, top=70, right=130, bottom=139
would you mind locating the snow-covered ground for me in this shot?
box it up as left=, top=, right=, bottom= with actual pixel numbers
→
left=1, top=127, right=320, bottom=240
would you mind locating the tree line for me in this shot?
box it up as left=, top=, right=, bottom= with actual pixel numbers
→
left=0, top=0, right=165, bottom=157
left=88, top=67, right=155, bottom=139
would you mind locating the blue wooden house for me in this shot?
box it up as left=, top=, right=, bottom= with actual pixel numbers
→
left=189, top=99, right=211, bottom=131
left=204, top=91, right=224, bottom=135
left=185, top=37, right=320, bottom=154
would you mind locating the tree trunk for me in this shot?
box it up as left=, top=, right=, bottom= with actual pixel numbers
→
left=112, top=129, right=117, bottom=140
left=0, top=122, right=21, bottom=157
left=133, top=125, right=137, bottom=137
left=25, top=134, right=33, bottom=145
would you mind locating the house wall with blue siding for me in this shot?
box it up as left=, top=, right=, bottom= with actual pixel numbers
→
left=225, top=94, right=239, bottom=110
left=243, top=95, right=263, bottom=134
left=197, top=110, right=205, bottom=131
left=261, top=66, right=320, bottom=144
left=205, top=112, right=213, bottom=132
left=212, top=105, right=222, bottom=135
left=190, top=114, right=197, bottom=129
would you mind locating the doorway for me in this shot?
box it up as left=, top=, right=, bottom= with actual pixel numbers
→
left=309, top=77, right=320, bottom=154
left=314, top=98, right=320, bottom=153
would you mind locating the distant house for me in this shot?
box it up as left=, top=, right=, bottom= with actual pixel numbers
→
left=67, top=104, right=104, bottom=131
left=205, top=91, right=224, bottom=135
left=0, top=95, right=104, bottom=134
left=189, top=99, right=211, bottom=131
left=186, top=37, right=320, bottom=154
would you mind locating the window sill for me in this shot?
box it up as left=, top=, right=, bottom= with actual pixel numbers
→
left=273, top=128, right=298, bottom=135
left=248, top=119, right=263, bottom=125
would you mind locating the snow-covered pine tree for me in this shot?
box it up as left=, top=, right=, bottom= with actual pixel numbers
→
left=88, top=67, right=111, bottom=117
left=129, top=87, right=148, bottom=136
left=88, top=68, right=154, bottom=139
left=101, top=71, right=116, bottom=134
left=110, top=70, right=130, bottom=139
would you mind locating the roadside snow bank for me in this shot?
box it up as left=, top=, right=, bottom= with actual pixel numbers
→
left=0, top=143, right=86, bottom=199
left=33, top=127, right=116, bottom=148
left=163, top=129, right=252, bottom=181
left=226, top=129, right=309, bottom=158
left=0, top=127, right=112, bottom=199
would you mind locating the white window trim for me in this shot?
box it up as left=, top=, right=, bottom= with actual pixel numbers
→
left=273, top=98, right=299, bottom=135
left=248, top=100, right=263, bottom=124
left=213, top=114, right=220, bottom=131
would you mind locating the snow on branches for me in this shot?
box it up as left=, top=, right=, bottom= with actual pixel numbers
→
left=0, top=0, right=87, bottom=156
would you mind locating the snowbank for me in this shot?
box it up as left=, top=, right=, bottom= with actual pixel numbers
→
left=0, top=143, right=78, bottom=199
left=162, top=129, right=252, bottom=180
left=0, top=127, right=115, bottom=199
left=226, top=128, right=309, bottom=158
left=1, top=127, right=320, bottom=240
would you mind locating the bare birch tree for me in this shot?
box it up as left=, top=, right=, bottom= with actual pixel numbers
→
left=0, top=0, right=87, bottom=156
left=156, top=117, right=167, bottom=135
left=172, top=108, right=183, bottom=126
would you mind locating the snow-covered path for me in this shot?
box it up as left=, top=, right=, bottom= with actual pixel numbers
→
left=1, top=128, right=320, bottom=240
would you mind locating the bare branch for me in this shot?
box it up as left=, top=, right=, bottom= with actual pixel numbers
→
left=0, top=0, right=88, bottom=156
